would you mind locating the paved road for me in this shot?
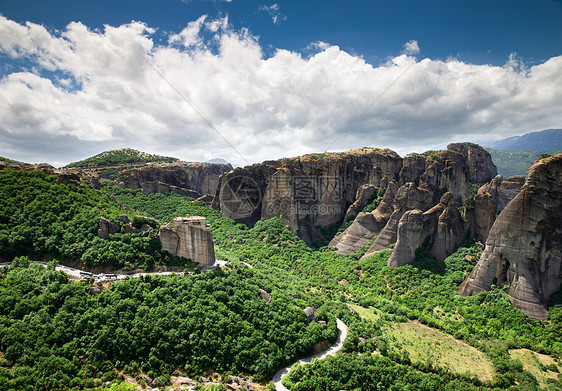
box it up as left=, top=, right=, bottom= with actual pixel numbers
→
left=273, top=318, right=348, bottom=391
left=0, top=261, right=185, bottom=281
left=1, top=259, right=250, bottom=281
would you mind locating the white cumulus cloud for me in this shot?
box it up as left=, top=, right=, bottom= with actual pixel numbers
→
left=0, top=15, right=561, bottom=167
left=403, top=40, right=420, bottom=55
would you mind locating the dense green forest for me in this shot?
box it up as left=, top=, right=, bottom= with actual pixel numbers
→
left=0, top=261, right=335, bottom=390
left=1, top=168, right=562, bottom=390
left=0, top=168, right=189, bottom=270
left=65, top=148, right=178, bottom=168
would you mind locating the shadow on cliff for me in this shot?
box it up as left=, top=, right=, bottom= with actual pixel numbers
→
left=547, top=290, right=562, bottom=313
left=409, top=248, right=446, bottom=276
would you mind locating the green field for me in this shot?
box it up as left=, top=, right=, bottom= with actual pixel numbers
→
left=485, top=148, right=562, bottom=177
left=510, top=348, right=562, bottom=388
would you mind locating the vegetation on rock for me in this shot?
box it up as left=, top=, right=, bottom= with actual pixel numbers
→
left=65, top=148, right=178, bottom=168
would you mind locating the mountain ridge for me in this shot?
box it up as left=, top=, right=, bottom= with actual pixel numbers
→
left=486, top=128, right=562, bottom=151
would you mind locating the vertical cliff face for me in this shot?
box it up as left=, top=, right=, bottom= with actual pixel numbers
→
left=118, top=162, right=232, bottom=197
left=459, top=154, right=562, bottom=320
left=214, top=148, right=403, bottom=244
left=400, top=143, right=497, bottom=205
left=463, top=175, right=524, bottom=242
left=329, top=182, right=398, bottom=255
left=463, top=192, right=497, bottom=243
left=334, top=143, right=497, bottom=257
left=447, top=142, right=498, bottom=184
left=159, top=216, right=216, bottom=267
left=211, top=161, right=281, bottom=225
left=386, top=192, right=466, bottom=268
left=362, top=182, right=435, bottom=257
left=365, top=190, right=465, bottom=267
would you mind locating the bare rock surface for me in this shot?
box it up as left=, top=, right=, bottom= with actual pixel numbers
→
left=387, top=192, right=465, bottom=267
left=337, top=143, right=496, bottom=257
left=118, top=162, right=232, bottom=197
left=459, top=154, right=562, bottom=320
left=360, top=182, right=434, bottom=259
left=98, top=217, right=119, bottom=239
left=304, top=307, right=318, bottom=321
left=330, top=182, right=399, bottom=255
left=159, top=215, right=216, bottom=267
left=214, top=148, right=403, bottom=243
left=259, top=289, right=272, bottom=303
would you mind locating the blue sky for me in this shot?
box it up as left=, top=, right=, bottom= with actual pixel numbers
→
left=0, top=0, right=561, bottom=165
left=2, top=0, right=561, bottom=66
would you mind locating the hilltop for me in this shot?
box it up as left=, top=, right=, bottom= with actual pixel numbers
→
left=65, top=148, right=178, bottom=168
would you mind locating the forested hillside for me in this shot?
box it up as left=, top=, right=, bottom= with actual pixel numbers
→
left=0, top=168, right=188, bottom=270
left=0, top=262, right=334, bottom=389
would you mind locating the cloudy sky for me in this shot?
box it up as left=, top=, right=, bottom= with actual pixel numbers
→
left=0, top=0, right=561, bottom=167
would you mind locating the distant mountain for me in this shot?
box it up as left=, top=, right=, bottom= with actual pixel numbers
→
left=485, top=148, right=562, bottom=177
left=206, top=158, right=231, bottom=165
left=487, top=129, right=562, bottom=151
left=65, top=148, right=178, bottom=168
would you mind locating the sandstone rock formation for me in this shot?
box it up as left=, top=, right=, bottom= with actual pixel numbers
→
left=447, top=142, right=498, bottom=184
left=478, top=175, right=525, bottom=213
left=333, top=143, right=496, bottom=257
left=388, top=192, right=465, bottom=268
left=463, top=175, right=524, bottom=242
left=118, top=162, right=232, bottom=198
left=140, top=181, right=201, bottom=198
left=463, top=192, right=496, bottom=243
left=214, top=148, right=403, bottom=243
left=459, top=154, right=562, bottom=320
left=330, top=181, right=401, bottom=255
left=398, top=143, right=496, bottom=205
left=196, top=194, right=214, bottom=203
left=304, top=307, right=318, bottom=321
left=342, top=184, right=378, bottom=223
left=159, top=215, right=215, bottom=267
left=361, top=182, right=434, bottom=259
left=98, top=217, right=119, bottom=239
left=259, top=289, right=272, bottom=303
left=55, top=173, right=81, bottom=186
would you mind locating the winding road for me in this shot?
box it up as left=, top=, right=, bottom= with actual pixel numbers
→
left=273, top=318, right=348, bottom=391
left=1, top=260, right=347, bottom=390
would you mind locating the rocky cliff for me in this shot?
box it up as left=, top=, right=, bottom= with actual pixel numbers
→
left=463, top=175, right=524, bottom=242
left=329, top=182, right=398, bottom=255
left=338, top=143, right=497, bottom=259
left=118, top=162, right=232, bottom=198
left=213, top=148, right=403, bottom=244
left=388, top=192, right=465, bottom=267
left=459, top=154, right=562, bottom=320
left=159, top=215, right=215, bottom=267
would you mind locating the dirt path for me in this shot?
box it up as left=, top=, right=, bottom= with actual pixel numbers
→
left=273, top=318, right=348, bottom=391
